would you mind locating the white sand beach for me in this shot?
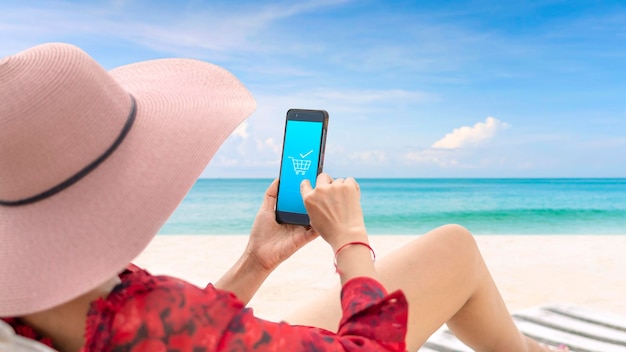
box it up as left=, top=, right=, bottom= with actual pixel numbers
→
left=133, top=234, right=626, bottom=322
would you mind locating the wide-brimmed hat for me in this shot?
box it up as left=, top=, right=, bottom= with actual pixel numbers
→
left=0, top=43, right=255, bottom=316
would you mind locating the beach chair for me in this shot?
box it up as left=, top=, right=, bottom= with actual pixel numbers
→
left=0, top=320, right=56, bottom=352
left=419, top=304, right=626, bottom=352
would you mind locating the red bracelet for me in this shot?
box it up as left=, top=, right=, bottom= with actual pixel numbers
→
left=333, top=241, right=376, bottom=274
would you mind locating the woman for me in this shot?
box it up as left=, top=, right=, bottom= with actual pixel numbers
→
left=0, top=43, right=566, bottom=351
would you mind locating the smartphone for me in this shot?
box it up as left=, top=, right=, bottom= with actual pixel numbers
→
left=275, top=109, right=329, bottom=226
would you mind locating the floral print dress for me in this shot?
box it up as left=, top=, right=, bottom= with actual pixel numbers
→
left=3, top=265, right=408, bottom=351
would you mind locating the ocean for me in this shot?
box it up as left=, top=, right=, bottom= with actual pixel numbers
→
left=158, top=178, right=626, bottom=235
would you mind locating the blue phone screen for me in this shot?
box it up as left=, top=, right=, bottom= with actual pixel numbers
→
left=277, top=120, right=323, bottom=215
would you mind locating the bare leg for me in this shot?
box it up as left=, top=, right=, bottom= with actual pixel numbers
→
left=284, top=224, right=554, bottom=352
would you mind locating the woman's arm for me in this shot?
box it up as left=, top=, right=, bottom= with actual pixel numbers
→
left=216, top=174, right=382, bottom=302
left=212, top=249, right=273, bottom=305
left=213, top=179, right=318, bottom=304
left=300, top=175, right=378, bottom=285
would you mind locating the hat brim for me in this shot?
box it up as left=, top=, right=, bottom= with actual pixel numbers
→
left=0, top=58, right=255, bottom=316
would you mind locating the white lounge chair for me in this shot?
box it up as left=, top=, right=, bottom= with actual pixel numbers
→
left=420, top=304, right=626, bottom=352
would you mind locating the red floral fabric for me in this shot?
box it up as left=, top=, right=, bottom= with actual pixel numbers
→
left=3, top=265, right=408, bottom=351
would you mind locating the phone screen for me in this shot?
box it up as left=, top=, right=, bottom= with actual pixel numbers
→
left=276, top=112, right=326, bottom=224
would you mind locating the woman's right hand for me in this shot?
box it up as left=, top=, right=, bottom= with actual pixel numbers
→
left=300, top=173, right=368, bottom=251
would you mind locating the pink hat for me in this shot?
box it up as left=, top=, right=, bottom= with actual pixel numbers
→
left=0, top=43, right=256, bottom=316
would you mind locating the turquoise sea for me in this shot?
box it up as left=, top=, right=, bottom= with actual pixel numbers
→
left=159, top=178, right=626, bottom=235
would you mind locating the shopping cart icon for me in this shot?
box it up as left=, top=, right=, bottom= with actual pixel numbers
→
left=289, top=156, right=311, bottom=175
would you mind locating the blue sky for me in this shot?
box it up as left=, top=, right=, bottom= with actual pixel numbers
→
left=2, top=0, right=626, bottom=178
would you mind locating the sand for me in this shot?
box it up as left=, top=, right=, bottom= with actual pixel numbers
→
left=133, top=234, right=626, bottom=322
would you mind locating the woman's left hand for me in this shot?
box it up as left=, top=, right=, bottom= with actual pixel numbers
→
left=246, top=179, right=318, bottom=272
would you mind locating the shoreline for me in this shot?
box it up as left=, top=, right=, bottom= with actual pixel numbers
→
left=133, top=234, right=626, bottom=322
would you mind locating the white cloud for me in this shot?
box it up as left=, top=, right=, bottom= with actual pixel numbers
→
left=431, top=116, right=510, bottom=149
left=267, top=138, right=281, bottom=154
left=404, top=116, right=510, bottom=168
left=232, top=121, right=250, bottom=139
left=259, top=137, right=281, bottom=154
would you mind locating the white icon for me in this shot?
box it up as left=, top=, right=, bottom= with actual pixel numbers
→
left=289, top=150, right=313, bottom=175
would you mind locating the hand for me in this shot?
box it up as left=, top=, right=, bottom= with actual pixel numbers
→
left=300, top=173, right=368, bottom=250
left=246, top=179, right=318, bottom=272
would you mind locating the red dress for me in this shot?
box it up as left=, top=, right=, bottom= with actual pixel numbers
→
left=3, top=265, right=408, bottom=351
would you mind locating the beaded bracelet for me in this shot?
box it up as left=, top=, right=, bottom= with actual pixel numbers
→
left=333, top=241, right=376, bottom=274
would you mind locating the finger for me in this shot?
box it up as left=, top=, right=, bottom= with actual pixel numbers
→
left=345, top=177, right=360, bottom=190
left=292, top=226, right=320, bottom=250
left=305, top=228, right=320, bottom=242
left=300, top=179, right=313, bottom=197
left=300, top=225, right=318, bottom=238
left=333, top=177, right=345, bottom=184
left=316, top=173, right=333, bottom=185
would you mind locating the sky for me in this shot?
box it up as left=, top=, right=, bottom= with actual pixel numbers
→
left=2, top=0, right=626, bottom=178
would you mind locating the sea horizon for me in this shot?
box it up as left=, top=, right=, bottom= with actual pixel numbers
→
left=159, top=178, right=626, bottom=236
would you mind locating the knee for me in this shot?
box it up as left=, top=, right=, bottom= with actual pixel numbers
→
left=435, top=223, right=475, bottom=241
left=431, top=224, right=480, bottom=259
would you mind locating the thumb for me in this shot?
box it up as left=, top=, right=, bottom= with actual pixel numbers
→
left=262, top=178, right=279, bottom=210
